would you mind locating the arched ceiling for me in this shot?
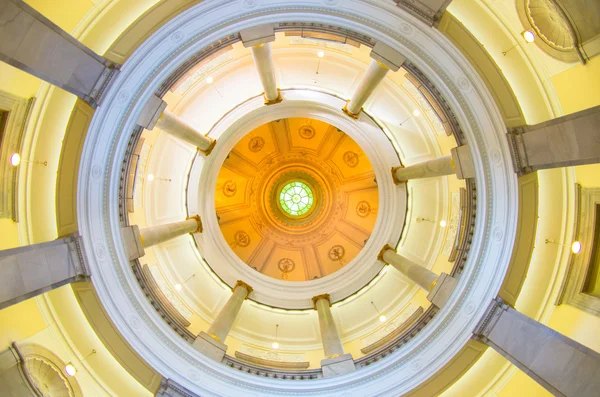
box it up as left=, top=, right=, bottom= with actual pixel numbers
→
left=216, top=118, right=378, bottom=281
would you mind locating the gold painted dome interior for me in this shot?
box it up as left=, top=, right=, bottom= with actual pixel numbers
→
left=215, top=118, right=379, bottom=281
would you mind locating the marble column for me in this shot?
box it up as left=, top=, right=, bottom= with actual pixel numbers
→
left=155, top=111, right=216, bottom=155
left=193, top=281, right=252, bottom=362
left=343, top=42, right=406, bottom=118
left=241, top=25, right=281, bottom=105
left=379, top=245, right=457, bottom=308
left=0, top=0, right=119, bottom=107
left=312, top=294, right=356, bottom=377
left=0, top=235, right=87, bottom=309
left=474, top=298, right=600, bottom=397
left=392, top=145, right=474, bottom=183
left=136, top=95, right=216, bottom=155
left=507, top=106, right=600, bottom=175
left=121, top=216, right=202, bottom=260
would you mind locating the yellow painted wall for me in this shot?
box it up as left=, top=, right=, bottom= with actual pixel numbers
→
left=0, top=299, right=47, bottom=348
left=552, top=57, right=600, bottom=115
left=0, top=219, right=21, bottom=250
left=24, top=0, right=94, bottom=33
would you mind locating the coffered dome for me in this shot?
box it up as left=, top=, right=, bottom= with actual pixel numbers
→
left=216, top=118, right=378, bottom=281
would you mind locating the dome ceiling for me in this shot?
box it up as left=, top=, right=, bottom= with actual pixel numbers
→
left=215, top=117, right=378, bottom=281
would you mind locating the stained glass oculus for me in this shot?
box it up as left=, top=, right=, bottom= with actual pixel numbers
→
left=279, top=181, right=314, bottom=216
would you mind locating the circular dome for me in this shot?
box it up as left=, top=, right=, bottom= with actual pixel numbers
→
left=215, top=118, right=378, bottom=281
left=24, top=358, right=72, bottom=397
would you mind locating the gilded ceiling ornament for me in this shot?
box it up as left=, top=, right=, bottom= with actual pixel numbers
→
left=343, top=151, right=360, bottom=168
left=222, top=180, right=237, bottom=197
left=278, top=258, right=296, bottom=280
left=298, top=125, right=315, bottom=139
left=356, top=201, right=371, bottom=217
left=232, top=231, right=251, bottom=248
left=248, top=136, right=265, bottom=152
left=328, top=245, right=345, bottom=262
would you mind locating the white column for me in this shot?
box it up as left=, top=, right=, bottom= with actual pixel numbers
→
left=312, top=294, right=356, bottom=377
left=344, top=60, right=390, bottom=117
left=343, top=42, right=406, bottom=118
left=381, top=247, right=438, bottom=291
left=392, top=155, right=454, bottom=183
left=139, top=216, right=202, bottom=248
left=155, top=111, right=216, bottom=155
left=250, top=43, right=281, bottom=104
left=207, top=281, right=252, bottom=342
left=380, top=245, right=458, bottom=308
left=475, top=298, right=600, bottom=397
left=193, top=281, right=253, bottom=362
left=0, top=235, right=86, bottom=309
left=313, top=294, right=344, bottom=358
left=0, top=0, right=118, bottom=107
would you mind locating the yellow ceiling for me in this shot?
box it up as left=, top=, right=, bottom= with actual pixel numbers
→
left=216, top=118, right=378, bottom=281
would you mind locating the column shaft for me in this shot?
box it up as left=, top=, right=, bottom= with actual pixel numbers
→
left=0, top=236, right=86, bottom=309
left=156, top=112, right=215, bottom=154
left=139, top=218, right=200, bottom=248
left=207, top=283, right=249, bottom=342
left=314, top=296, right=345, bottom=357
left=393, top=155, right=454, bottom=182
left=475, top=298, right=600, bottom=397
left=250, top=43, right=280, bottom=103
left=0, top=0, right=118, bottom=107
left=345, top=60, right=389, bottom=116
left=382, top=249, right=438, bottom=291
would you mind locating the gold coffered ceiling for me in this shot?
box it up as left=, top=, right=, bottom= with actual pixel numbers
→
left=215, top=118, right=378, bottom=281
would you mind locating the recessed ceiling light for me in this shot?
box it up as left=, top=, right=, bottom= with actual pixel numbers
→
left=65, top=363, right=77, bottom=376
left=412, top=109, right=421, bottom=117
left=147, top=174, right=155, bottom=181
left=174, top=283, right=182, bottom=291
left=10, top=153, right=21, bottom=166
left=379, top=315, right=387, bottom=323
left=317, top=51, right=325, bottom=58
left=522, top=30, right=535, bottom=43
left=206, top=76, right=214, bottom=84
left=272, top=342, right=279, bottom=349
left=571, top=241, right=582, bottom=254
left=439, top=220, right=447, bottom=227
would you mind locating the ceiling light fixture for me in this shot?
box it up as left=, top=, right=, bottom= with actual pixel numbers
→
left=65, top=349, right=96, bottom=377
left=503, top=30, right=535, bottom=56
left=399, top=109, right=421, bottom=126
left=545, top=239, right=582, bottom=254
left=272, top=324, right=279, bottom=349
left=316, top=51, right=324, bottom=74
left=174, top=274, right=196, bottom=292
left=371, top=301, right=386, bottom=323
left=205, top=76, right=214, bottom=84
left=9, top=153, right=47, bottom=167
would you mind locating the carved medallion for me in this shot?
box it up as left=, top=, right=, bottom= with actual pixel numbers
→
left=248, top=136, right=265, bottom=152
left=278, top=258, right=296, bottom=280
left=329, top=245, right=345, bottom=261
left=356, top=201, right=371, bottom=217
left=232, top=231, right=250, bottom=247
left=343, top=151, right=359, bottom=168
left=222, top=180, right=237, bottom=197
left=298, top=125, right=315, bottom=139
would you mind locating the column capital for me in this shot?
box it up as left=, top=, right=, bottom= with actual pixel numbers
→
left=233, top=280, right=254, bottom=298
left=342, top=100, right=361, bottom=119
left=378, top=244, right=396, bottom=262
left=473, top=297, right=509, bottom=341
left=186, top=215, right=203, bottom=233
left=312, top=293, right=331, bottom=310
left=391, top=165, right=406, bottom=184
left=263, top=89, right=283, bottom=106
left=198, top=137, right=217, bottom=156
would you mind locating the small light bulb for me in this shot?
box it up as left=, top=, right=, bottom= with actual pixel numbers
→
left=147, top=174, right=154, bottom=181
left=571, top=241, right=582, bottom=254
left=439, top=220, right=447, bottom=227
left=272, top=342, right=279, bottom=349
left=522, top=30, right=535, bottom=43
left=206, top=76, right=214, bottom=84
left=174, top=283, right=182, bottom=291
left=10, top=153, right=21, bottom=166
left=412, top=109, right=421, bottom=117
left=379, top=315, right=386, bottom=323
left=65, top=363, right=77, bottom=376
left=317, top=51, right=325, bottom=58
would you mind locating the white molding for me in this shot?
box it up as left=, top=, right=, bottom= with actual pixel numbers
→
left=77, top=0, right=518, bottom=395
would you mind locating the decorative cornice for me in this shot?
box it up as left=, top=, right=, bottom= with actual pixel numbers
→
left=472, top=297, right=507, bottom=340
left=312, top=293, right=331, bottom=310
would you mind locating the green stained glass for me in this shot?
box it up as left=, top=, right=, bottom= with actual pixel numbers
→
left=279, top=181, right=314, bottom=216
